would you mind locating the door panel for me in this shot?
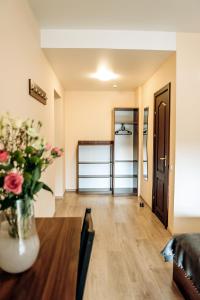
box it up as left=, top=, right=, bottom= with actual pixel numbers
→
left=156, top=178, right=164, bottom=213
left=157, top=101, right=166, bottom=173
left=153, top=83, right=170, bottom=228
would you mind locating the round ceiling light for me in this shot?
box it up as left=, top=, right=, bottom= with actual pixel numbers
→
left=91, top=66, right=119, bottom=81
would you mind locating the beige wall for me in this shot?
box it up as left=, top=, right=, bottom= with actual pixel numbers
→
left=136, top=53, right=176, bottom=233
left=174, top=33, right=200, bottom=233
left=65, top=91, right=137, bottom=190
left=0, top=0, right=64, bottom=216
left=54, top=92, right=65, bottom=197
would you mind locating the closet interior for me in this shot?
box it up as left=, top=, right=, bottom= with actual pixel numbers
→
left=77, top=108, right=139, bottom=195
left=113, top=108, right=138, bottom=195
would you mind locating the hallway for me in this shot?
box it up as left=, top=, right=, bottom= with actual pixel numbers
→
left=55, top=193, right=183, bottom=300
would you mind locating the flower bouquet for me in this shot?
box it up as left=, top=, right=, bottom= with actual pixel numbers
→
left=0, top=114, right=63, bottom=273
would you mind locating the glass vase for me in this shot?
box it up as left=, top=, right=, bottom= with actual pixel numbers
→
left=0, top=199, right=40, bottom=273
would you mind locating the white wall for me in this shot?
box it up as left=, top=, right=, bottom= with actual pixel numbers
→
left=65, top=91, right=137, bottom=190
left=0, top=0, right=64, bottom=216
left=174, top=33, right=200, bottom=233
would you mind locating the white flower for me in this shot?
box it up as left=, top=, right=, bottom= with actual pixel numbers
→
left=0, top=195, right=5, bottom=200
left=13, top=161, right=18, bottom=167
left=32, top=139, right=43, bottom=149
left=1, top=113, right=11, bottom=127
left=24, top=118, right=32, bottom=127
left=27, top=127, right=38, bottom=138
left=13, top=118, right=23, bottom=129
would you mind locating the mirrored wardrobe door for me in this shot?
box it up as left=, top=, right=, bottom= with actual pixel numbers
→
left=143, top=108, right=149, bottom=180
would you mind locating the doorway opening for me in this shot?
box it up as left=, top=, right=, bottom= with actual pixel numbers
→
left=54, top=90, right=65, bottom=198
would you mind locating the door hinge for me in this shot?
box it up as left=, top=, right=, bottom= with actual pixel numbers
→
left=154, top=111, right=156, bottom=115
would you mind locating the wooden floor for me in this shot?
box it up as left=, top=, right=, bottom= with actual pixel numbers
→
left=55, top=193, right=183, bottom=300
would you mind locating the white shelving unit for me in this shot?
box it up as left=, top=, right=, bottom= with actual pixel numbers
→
left=77, top=141, right=113, bottom=194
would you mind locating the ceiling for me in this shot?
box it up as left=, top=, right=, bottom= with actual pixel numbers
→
left=44, top=49, right=173, bottom=90
left=29, top=0, right=200, bottom=32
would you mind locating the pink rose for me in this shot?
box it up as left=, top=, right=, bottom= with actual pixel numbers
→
left=51, top=147, right=63, bottom=157
left=45, top=143, right=52, bottom=151
left=4, top=172, right=24, bottom=195
left=0, top=150, right=9, bottom=163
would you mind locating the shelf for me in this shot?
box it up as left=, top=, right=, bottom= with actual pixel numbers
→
left=78, top=175, right=111, bottom=178
left=114, top=175, right=138, bottom=178
left=78, top=188, right=112, bottom=194
left=115, top=160, right=138, bottom=163
left=79, top=161, right=112, bottom=165
left=78, top=141, right=114, bottom=145
left=113, top=188, right=138, bottom=195
left=115, top=122, right=138, bottom=125
left=114, top=108, right=138, bottom=112
left=78, top=141, right=113, bottom=194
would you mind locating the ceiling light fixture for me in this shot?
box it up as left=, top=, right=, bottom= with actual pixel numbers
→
left=91, top=66, right=119, bottom=81
left=113, top=84, right=118, bottom=88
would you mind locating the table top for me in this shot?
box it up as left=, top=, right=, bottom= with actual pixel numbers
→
left=0, top=217, right=82, bottom=300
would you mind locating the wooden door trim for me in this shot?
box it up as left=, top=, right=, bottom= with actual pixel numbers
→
left=152, top=83, right=171, bottom=228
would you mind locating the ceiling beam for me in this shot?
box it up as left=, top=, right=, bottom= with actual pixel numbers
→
left=41, top=30, right=176, bottom=51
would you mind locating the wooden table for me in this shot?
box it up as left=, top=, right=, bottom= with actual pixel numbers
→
left=0, top=217, right=82, bottom=300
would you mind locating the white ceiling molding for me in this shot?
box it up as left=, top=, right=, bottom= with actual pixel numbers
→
left=41, top=30, right=176, bottom=51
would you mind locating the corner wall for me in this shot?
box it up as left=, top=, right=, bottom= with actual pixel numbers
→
left=65, top=91, right=137, bottom=190
left=0, top=0, right=64, bottom=216
left=137, top=53, right=176, bottom=233
left=174, top=33, right=200, bottom=233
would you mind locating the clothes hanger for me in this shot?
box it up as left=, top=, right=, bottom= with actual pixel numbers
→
left=115, top=123, right=132, bottom=135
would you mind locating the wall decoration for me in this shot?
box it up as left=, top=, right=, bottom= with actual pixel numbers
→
left=29, top=79, right=47, bottom=105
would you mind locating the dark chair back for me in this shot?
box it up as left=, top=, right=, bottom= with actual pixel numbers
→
left=80, top=208, right=91, bottom=251
left=76, top=209, right=95, bottom=300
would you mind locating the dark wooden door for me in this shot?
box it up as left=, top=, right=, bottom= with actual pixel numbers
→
left=153, top=83, right=170, bottom=228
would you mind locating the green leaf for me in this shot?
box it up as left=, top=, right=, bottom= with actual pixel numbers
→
left=42, top=183, right=53, bottom=195
left=0, top=164, right=13, bottom=171
left=29, top=156, right=40, bottom=165
left=0, top=175, right=4, bottom=186
left=12, top=150, right=25, bottom=164
left=33, top=182, right=43, bottom=194
left=32, top=167, right=41, bottom=182
left=0, top=198, right=15, bottom=210
left=25, top=146, right=35, bottom=154
left=23, top=172, right=32, bottom=182
left=36, top=149, right=44, bottom=158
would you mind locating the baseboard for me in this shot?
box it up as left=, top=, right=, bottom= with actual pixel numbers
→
left=65, top=189, right=77, bottom=193
left=55, top=196, right=64, bottom=200
left=139, top=195, right=151, bottom=209
left=55, top=191, right=65, bottom=200
left=174, top=217, right=200, bottom=234
left=139, top=195, right=172, bottom=235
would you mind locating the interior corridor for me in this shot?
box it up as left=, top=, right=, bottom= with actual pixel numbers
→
left=55, top=193, right=183, bottom=300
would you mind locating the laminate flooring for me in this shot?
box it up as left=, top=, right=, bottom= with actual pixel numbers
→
left=55, top=193, right=183, bottom=300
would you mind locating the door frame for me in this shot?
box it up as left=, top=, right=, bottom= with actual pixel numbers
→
left=152, top=83, right=171, bottom=228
